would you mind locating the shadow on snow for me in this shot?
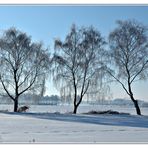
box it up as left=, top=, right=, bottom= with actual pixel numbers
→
left=2, top=112, right=148, bottom=129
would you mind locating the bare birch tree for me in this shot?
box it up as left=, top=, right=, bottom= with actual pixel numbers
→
left=0, top=28, right=50, bottom=112
left=53, top=24, right=106, bottom=114
left=108, top=20, right=148, bottom=115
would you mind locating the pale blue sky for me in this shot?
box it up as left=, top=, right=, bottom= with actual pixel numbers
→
left=0, top=5, right=148, bottom=100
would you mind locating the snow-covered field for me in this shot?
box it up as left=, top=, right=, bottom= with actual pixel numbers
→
left=0, top=104, right=148, bottom=115
left=0, top=104, right=148, bottom=143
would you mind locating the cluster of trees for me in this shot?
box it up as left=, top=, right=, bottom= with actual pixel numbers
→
left=52, top=20, right=148, bottom=115
left=0, top=19, right=148, bottom=115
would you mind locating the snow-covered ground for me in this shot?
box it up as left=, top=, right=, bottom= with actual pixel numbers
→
left=0, top=104, right=148, bottom=143
left=0, top=104, right=148, bottom=115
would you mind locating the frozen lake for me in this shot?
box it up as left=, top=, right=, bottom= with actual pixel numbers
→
left=0, top=104, right=148, bottom=115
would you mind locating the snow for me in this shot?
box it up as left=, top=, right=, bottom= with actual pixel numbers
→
left=0, top=110, right=148, bottom=143
left=1, top=104, right=148, bottom=115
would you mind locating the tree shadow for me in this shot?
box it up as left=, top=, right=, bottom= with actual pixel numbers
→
left=2, top=112, right=148, bottom=128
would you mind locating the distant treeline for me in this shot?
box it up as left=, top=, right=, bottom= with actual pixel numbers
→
left=0, top=94, right=61, bottom=105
